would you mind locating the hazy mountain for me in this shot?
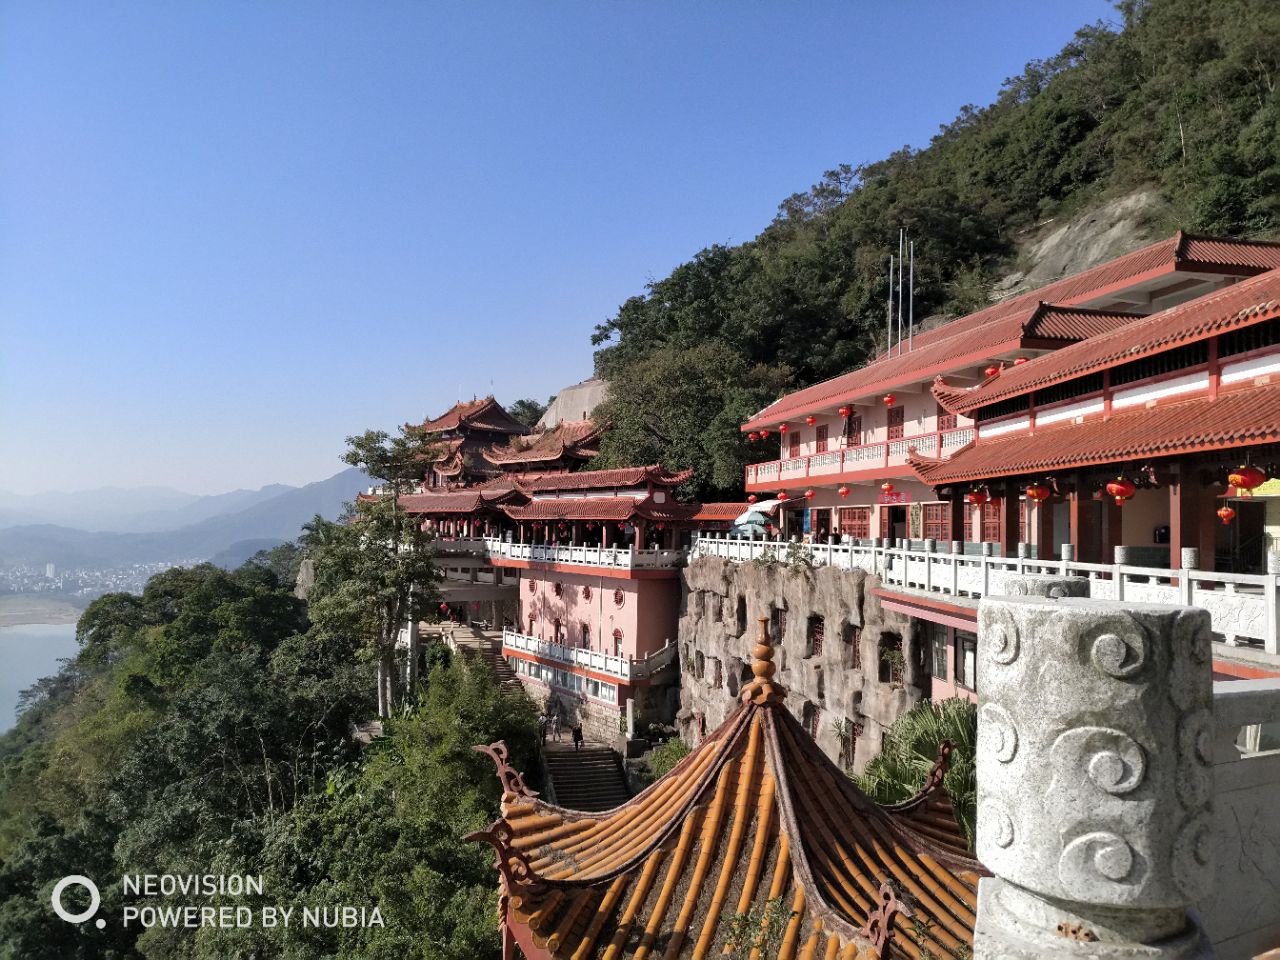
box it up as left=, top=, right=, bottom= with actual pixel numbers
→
left=0, top=482, right=299, bottom=532
left=0, top=486, right=199, bottom=531
left=0, top=468, right=369, bottom=569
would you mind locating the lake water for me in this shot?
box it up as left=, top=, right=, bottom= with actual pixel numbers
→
left=0, top=623, right=80, bottom=733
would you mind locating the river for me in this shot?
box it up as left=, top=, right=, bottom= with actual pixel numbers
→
left=0, top=623, right=80, bottom=734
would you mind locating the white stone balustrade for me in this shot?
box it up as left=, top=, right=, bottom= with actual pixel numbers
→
left=481, top=538, right=684, bottom=570
left=500, top=629, right=676, bottom=683
left=691, top=534, right=1280, bottom=655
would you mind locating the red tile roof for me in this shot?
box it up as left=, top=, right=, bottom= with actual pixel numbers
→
left=691, top=501, right=753, bottom=521
left=467, top=623, right=982, bottom=959
left=420, top=396, right=530, bottom=435
left=502, top=495, right=697, bottom=523
left=398, top=487, right=524, bottom=514
left=742, top=234, right=1280, bottom=430
left=911, top=382, right=1280, bottom=485
left=482, top=419, right=602, bottom=465
left=514, top=464, right=692, bottom=493
left=934, top=268, right=1280, bottom=415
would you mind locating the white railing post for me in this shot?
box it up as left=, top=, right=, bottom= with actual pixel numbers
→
left=1179, top=547, right=1198, bottom=606
left=1267, top=574, right=1280, bottom=657
left=1113, top=545, right=1128, bottom=603
left=980, top=542, right=992, bottom=596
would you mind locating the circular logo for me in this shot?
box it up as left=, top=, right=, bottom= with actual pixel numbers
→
left=51, top=875, right=104, bottom=929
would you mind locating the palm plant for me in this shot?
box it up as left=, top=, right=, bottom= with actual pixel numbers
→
left=854, top=698, right=977, bottom=846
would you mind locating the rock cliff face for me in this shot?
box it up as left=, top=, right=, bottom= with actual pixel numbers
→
left=676, top=555, right=926, bottom=772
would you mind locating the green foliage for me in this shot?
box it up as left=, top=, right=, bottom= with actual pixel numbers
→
left=506, top=397, right=551, bottom=427
left=854, top=698, right=977, bottom=846
left=648, top=736, right=690, bottom=780
left=719, top=896, right=789, bottom=956
left=0, top=545, right=535, bottom=960
left=592, top=0, right=1280, bottom=498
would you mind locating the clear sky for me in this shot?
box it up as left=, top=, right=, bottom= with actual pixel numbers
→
left=0, top=1, right=1115, bottom=496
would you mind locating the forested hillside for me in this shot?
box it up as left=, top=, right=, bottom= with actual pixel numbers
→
left=591, top=0, right=1280, bottom=497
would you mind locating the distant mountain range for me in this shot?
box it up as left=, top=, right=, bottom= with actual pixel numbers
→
left=0, top=468, right=369, bottom=569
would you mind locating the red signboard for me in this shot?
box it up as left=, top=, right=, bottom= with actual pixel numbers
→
left=879, top=491, right=912, bottom=505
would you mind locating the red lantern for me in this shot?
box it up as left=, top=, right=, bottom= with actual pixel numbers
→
left=882, top=394, right=896, bottom=406
left=586, top=521, right=595, bottom=530
left=984, top=365, right=1000, bottom=378
left=779, top=423, right=790, bottom=434
left=778, top=491, right=789, bottom=501
left=656, top=522, right=666, bottom=530
left=760, top=429, right=770, bottom=439
left=617, top=522, right=626, bottom=530
left=1013, top=357, right=1028, bottom=365
left=1025, top=482, right=1050, bottom=503
left=837, top=485, right=850, bottom=498
left=1228, top=465, right=1266, bottom=495
left=805, top=415, right=817, bottom=426
left=967, top=488, right=989, bottom=505
left=881, top=481, right=894, bottom=494
left=1218, top=505, right=1236, bottom=525
left=1105, top=476, right=1137, bottom=505
left=804, top=488, right=816, bottom=500
left=838, top=406, right=852, bottom=418
left=747, top=494, right=758, bottom=503
left=748, top=431, right=759, bottom=441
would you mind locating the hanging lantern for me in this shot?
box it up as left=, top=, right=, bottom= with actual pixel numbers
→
left=778, top=491, right=790, bottom=501
left=656, top=522, right=666, bottom=530
left=881, top=481, right=894, bottom=494
left=586, top=521, right=595, bottom=530
left=1013, top=357, right=1028, bottom=365
left=882, top=394, right=896, bottom=406
left=984, top=365, right=1000, bottom=378
left=748, top=431, right=759, bottom=441
left=1228, top=464, right=1266, bottom=495
left=747, top=494, right=758, bottom=503
left=617, top=522, right=626, bottom=530
left=805, top=415, right=817, bottom=426
left=1105, top=476, right=1137, bottom=505
left=804, top=488, right=816, bottom=500
left=967, top=488, right=990, bottom=505
left=1025, top=482, right=1050, bottom=503
left=764, top=522, right=773, bottom=532
left=1217, top=504, right=1237, bottom=525
left=779, top=423, right=789, bottom=434
left=760, top=429, right=770, bottom=439
left=838, top=406, right=852, bottom=418
left=837, top=485, right=850, bottom=498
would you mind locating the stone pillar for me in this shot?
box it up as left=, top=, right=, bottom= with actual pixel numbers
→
left=973, top=594, right=1215, bottom=958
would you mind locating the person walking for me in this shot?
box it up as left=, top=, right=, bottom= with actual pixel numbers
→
left=537, top=712, right=547, bottom=745
left=572, top=725, right=583, bottom=751
left=551, top=713, right=562, bottom=742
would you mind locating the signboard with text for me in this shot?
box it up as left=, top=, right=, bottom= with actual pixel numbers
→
left=878, top=491, right=912, bottom=505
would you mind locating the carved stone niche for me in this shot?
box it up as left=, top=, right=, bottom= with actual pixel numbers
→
left=973, top=593, right=1215, bottom=959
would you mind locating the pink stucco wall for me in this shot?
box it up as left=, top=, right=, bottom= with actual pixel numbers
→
left=519, top=570, right=680, bottom=660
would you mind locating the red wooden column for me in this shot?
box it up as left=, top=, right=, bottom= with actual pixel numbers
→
left=1169, top=461, right=1216, bottom=571
left=1037, top=496, right=1056, bottom=560
left=1101, top=496, right=1124, bottom=564
left=948, top=495, right=967, bottom=548
left=1001, top=483, right=1021, bottom=558
left=1068, top=474, right=1101, bottom=563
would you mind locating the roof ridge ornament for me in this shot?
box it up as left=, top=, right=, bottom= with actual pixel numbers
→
left=741, top=616, right=785, bottom=705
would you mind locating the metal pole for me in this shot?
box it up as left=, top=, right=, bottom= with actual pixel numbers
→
left=897, top=229, right=904, bottom=355
left=908, top=240, right=915, bottom=352
left=887, top=254, right=894, bottom=356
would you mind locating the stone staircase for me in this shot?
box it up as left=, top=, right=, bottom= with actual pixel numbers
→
left=446, top=626, right=522, bottom=694
left=543, top=743, right=631, bottom=812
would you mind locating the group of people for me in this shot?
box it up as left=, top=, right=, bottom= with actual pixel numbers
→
left=538, top=697, right=584, bottom=750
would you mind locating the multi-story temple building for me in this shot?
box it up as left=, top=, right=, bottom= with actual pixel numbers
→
left=695, top=233, right=1280, bottom=702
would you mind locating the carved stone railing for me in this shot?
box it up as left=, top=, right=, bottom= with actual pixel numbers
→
left=483, top=538, right=684, bottom=570
left=691, top=534, right=1280, bottom=656
left=500, top=629, right=676, bottom=683
left=973, top=585, right=1215, bottom=957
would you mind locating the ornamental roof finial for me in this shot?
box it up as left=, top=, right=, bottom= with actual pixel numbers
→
left=742, top=616, right=785, bottom=705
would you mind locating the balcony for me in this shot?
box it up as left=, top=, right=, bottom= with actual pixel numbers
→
left=501, top=628, right=677, bottom=683
left=745, top=428, right=975, bottom=488
left=692, top=533, right=1280, bottom=657
left=482, top=537, right=684, bottom=570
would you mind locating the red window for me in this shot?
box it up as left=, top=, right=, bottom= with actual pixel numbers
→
left=838, top=507, right=871, bottom=539
left=612, top=627, right=623, bottom=645
left=815, top=424, right=829, bottom=453
left=788, top=431, right=801, bottom=458
left=613, top=588, right=625, bottom=608
left=844, top=413, right=862, bottom=446
left=553, top=581, right=563, bottom=597
left=887, top=406, right=905, bottom=440
left=808, top=616, right=825, bottom=656
left=922, top=503, right=951, bottom=541
left=937, top=401, right=956, bottom=432
left=582, top=584, right=592, bottom=602
left=981, top=501, right=1002, bottom=543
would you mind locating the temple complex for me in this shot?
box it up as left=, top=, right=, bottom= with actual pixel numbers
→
left=418, top=396, right=532, bottom=488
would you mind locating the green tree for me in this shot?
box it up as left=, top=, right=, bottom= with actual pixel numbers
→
left=854, top=698, right=977, bottom=846
left=506, top=396, right=551, bottom=427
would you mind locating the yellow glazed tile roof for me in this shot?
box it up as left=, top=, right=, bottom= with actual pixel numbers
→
left=467, top=623, right=983, bottom=959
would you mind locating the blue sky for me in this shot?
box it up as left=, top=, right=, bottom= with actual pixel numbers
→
left=0, top=1, right=1114, bottom=496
